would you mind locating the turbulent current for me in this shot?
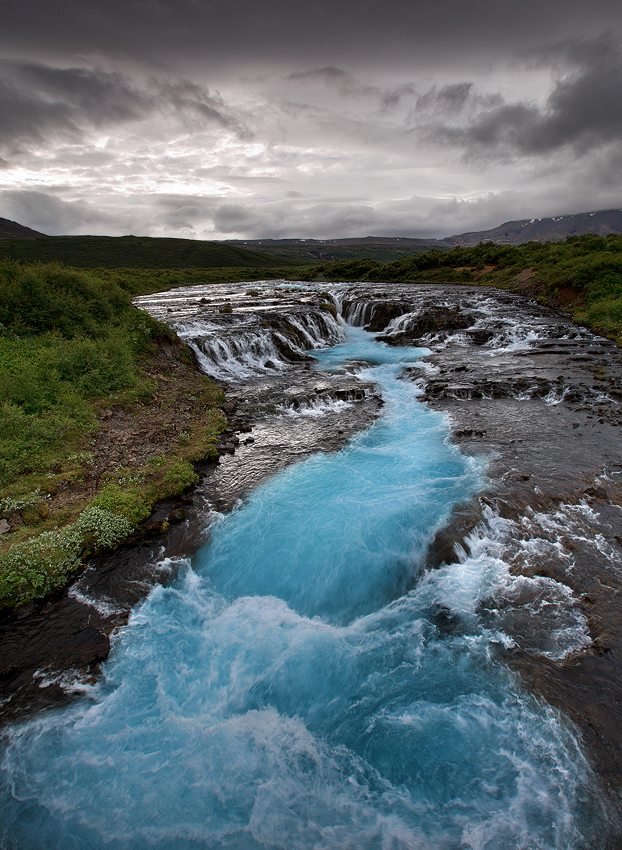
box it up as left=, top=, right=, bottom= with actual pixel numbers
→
left=0, top=315, right=608, bottom=848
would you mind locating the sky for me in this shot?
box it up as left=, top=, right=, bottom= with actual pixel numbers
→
left=1, top=0, right=622, bottom=240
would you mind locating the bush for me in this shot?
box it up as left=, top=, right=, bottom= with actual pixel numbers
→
left=0, top=528, right=80, bottom=606
left=91, top=481, right=151, bottom=525
left=0, top=261, right=130, bottom=337
left=75, top=507, right=133, bottom=551
left=162, top=459, right=199, bottom=496
left=0, top=506, right=134, bottom=607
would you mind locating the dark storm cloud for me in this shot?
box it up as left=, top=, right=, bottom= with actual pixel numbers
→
left=0, top=60, right=248, bottom=157
left=424, top=35, right=622, bottom=158
left=3, top=0, right=622, bottom=73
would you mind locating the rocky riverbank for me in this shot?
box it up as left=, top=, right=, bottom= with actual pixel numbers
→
left=0, top=283, right=384, bottom=723
left=341, top=282, right=622, bottom=799
left=2, top=279, right=621, bottom=814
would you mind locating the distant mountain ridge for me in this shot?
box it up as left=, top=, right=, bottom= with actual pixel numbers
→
left=0, top=217, right=46, bottom=239
left=225, top=208, right=622, bottom=259
left=440, top=208, right=622, bottom=247
left=1, top=207, right=622, bottom=266
left=223, top=235, right=443, bottom=263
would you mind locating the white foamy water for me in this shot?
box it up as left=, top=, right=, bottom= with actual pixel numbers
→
left=0, top=324, right=607, bottom=849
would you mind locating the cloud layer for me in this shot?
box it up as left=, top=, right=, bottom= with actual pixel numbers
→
left=1, top=2, right=622, bottom=238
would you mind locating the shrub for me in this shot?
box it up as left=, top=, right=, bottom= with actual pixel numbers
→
left=75, top=507, right=133, bottom=551
left=0, top=261, right=130, bottom=337
left=162, top=459, right=199, bottom=496
left=91, top=481, right=151, bottom=525
left=0, top=506, right=134, bottom=607
left=0, top=528, right=80, bottom=606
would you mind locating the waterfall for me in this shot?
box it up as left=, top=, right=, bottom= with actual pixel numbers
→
left=177, top=309, right=344, bottom=381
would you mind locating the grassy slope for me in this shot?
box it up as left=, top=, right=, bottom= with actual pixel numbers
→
left=0, top=261, right=226, bottom=609
left=313, top=234, right=622, bottom=345
left=0, top=235, right=284, bottom=269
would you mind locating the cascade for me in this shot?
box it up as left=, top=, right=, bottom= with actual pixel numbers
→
left=179, top=308, right=343, bottom=381
left=0, top=310, right=606, bottom=849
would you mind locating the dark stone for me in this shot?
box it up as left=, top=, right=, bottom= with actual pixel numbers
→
left=426, top=501, right=485, bottom=569
left=376, top=306, right=475, bottom=345
left=167, top=508, right=186, bottom=524
left=72, top=626, right=110, bottom=667
left=143, top=519, right=170, bottom=536
left=465, top=328, right=495, bottom=345
left=585, top=485, right=608, bottom=499
left=364, top=302, right=410, bottom=332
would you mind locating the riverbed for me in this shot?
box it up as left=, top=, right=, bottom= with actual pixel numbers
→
left=1, top=280, right=621, bottom=848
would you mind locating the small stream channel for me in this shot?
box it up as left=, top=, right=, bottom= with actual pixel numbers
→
left=0, top=286, right=614, bottom=848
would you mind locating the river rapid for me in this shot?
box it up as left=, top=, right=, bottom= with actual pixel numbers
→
left=1, top=281, right=620, bottom=848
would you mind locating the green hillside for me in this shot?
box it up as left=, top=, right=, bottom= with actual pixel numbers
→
left=0, top=235, right=282, bottom=269
left=0, top=260, right=226, bottom=608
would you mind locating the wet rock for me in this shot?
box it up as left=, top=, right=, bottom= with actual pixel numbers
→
left=364, top=302, right=410, bottom=332
left=71, top=625, right=111, bottom=667
left=454, top=428, right=486, bottom=438
left=319, top=302, right=338, bottom=320
left=142, top=519, right=170, bottom=536
left=377, top=306, right=474, bottom=345
left=464, top=328, right=495, bottom=345
left=585, top=485, right=608, bottom=499
left=426, top=501, right=485, bottom=569
left=167, top=508, right=186, bottom=524
left=428, top=604, right=462, bottom=634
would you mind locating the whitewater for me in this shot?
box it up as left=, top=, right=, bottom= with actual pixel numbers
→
left=0, top=324, right=604, bottom=849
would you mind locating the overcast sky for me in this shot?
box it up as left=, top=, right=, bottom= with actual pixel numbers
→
left=2, top=0, right=622, bottom=240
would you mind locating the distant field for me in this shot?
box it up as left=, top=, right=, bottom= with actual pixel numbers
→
left=224, top=237, right=448, bottom=264
left=0, top=235, right=284, bottom=269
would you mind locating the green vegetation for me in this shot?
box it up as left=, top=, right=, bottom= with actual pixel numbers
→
left=0, top=262, right=160, bottom=485
left=4, top=232, right=621, bottom=608
left=313, top=233, right=622, bottom=344
left=0, top=260, right=225, bottom=609
left=221, top=239, right=448, bottom=264
left=0, top=235, right=287, bottom=270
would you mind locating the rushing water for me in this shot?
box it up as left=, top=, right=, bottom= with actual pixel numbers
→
left=0, top=326, right=604, bottom=849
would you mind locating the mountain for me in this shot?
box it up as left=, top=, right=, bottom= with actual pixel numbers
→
left=441, top=208, right=622, bottom=247
left=225, top=209, right=622, bottom=257
left=0, top=217, right=47, bottom=239
left=2, top=206, right=622, bottom=268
